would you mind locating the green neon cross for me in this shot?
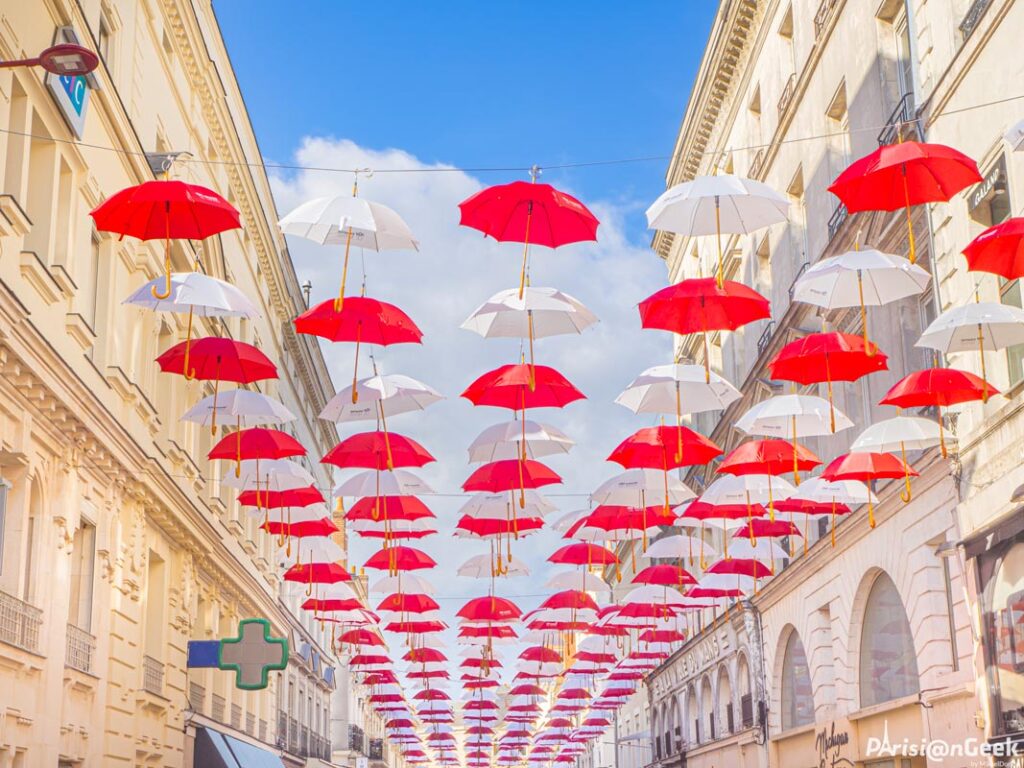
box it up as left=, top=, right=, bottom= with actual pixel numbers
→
left=218, top=618, right=289, bottom=690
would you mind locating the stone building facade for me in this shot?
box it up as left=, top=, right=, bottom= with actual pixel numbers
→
left=0, top=1, right=341, bottom=765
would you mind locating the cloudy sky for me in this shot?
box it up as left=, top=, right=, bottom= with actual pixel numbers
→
left=216, top=1, right=717, bottom=676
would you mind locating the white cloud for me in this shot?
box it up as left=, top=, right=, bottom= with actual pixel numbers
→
left=271, top=136, right=672, bottom=672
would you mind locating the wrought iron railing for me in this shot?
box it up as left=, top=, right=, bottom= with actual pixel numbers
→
left=827, top=203, right=848, bottom=242
left=65, top=623, right=95, bottom=673
left=749, top=149, right=765, bottom=179
left=777, top=72, right=797, bottom=118
left=370, top=737, right=385, bottom=760
left=0, top=590, right=42, bottom=653
left=189, top=682, right=206, bottom=713
left=349, top=724, right=366, bottom=754
left=813, top=0, right=839, bottom=39
left=959, top=0, right=993, bottom=42
left=788, top=261, right=810, bottom=300
left=757, top=321, right=776, bottom=356
left=142, top=655, right=164, bottom=695
left=877, top=92, right=917, bottom=145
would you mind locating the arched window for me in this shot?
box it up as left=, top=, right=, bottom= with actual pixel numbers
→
left=860, top=572, right=920, bottom=707
left=701, top=675, right=714, bottom=741
left=717, top=665, right=733, bottom=734
left=686, top=688, right=698, bottom=745
left=781, top=631, right=815, bottom=729
left=737, top=654, right=753, bottom=728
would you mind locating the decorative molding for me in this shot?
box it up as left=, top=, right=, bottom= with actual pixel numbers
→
left=18, top=251, right=64, bottom=305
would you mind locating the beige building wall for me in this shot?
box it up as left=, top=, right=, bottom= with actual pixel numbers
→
left=645, top=0, right=1021, bottom=766
left=0, top=0, right=341, bottom=766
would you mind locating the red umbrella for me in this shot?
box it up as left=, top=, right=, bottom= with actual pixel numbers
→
left=456, top=515, right=544, bottom=538
left=632, top=564, right=696, bottom=587
left=239, top=484, right=323, bottom=508
left=962, top=217, right=1024, bottom=279
left=572, top=504, right=676, bottom=553
left=717, top=438, right=820, bottom=488
left=548, top=542, right=618, bottom=566
left=90, top=179, right=241, bottom=298
left=283, top=561, right=351, bottom=595
left=769, top=331, right=887, bottom=429
left=707, top=557, right=771, bottom=579
left=457, top=596, right=522, bottom=622
left=338, top=628, right=385, bottom=647
left=364, top=545, right=437, bottom=573
left=462, top=458, right=561, bottom=497
left=828, top=140, right=981, bottom=263
left=774, top=497, right=852, bottom=551
left=880, top=367, right=997, bottom=457
left=262, top=517, right=339, bottom=538
left=638, top=278, right=770, bottom=381
left=540, top=590, right=599, bottom=612
left=209, top=426, right=305, bottom=477
left=462, top=363, right=585, bottom=410
left=295, top=296, right=422, bottom=401
left=347, top=496, right=434, bottom=522
left=458, top=179, right=600, bottom=296
left=822, top=452, right=918, bottom=528
left=157, top=338, right=277, bottom=430
left=377, top=593, right=440, bottom=614
left=405, top=648, right=446, bottom=663
left=323, top=431, right=434, bottom=472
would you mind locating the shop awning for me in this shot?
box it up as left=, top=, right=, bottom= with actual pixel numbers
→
left=194, top=725, right=286, bottom=768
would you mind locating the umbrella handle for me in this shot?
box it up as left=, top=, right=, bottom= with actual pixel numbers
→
left=902, top=170, right=917, bottom=264
left=714, top=197, right=724, bottom=288
left=335, top=227, right=354, bottom=312
left=151, top=234, right=172, bottom=300
left=183, top=307, right=198, bottom=381
left=978, top=323, right=989, bottom=403
left=351, top=324, right=362, bottom=404
left=518, top=201, right=533, bottom=300
left=857, top=271, right=873, bottom=357
left=527, top=310, right=536, bottom=393
left=899, top=441, right=913, bottom=503
left=674, top=383, right=684, bottom=463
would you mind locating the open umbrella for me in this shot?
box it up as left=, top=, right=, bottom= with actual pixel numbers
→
left=468, top=420, right=574, bottom=463
left=822, top=452, right=918, bottom=528
left=791, top=247, right=930, bottom=351
left=181, top=389, right=296, bottom=429
left=591, top=469, right=696, bottom=508
left=828, top=140, right=981, bottom=263
left=208, top=426, right=305, bottom=477
left=717, top=438, right=821, bottom=489
left=962, top=217, right=1024, bottom=279
left=278, top=192, right=418, bottom=310
left=320, top=373, right=442, bottom=423
left=334, top=469, right=434, bottom=500
left=850, top=416, right=953, bottom=501
left=458, top=178, right=600, bottom=297
left=323, top=431, right=434, bottom=472
left=646, top=175, right=789, bottom=286
left=91, top=179, right=241, bottom=298
left=775, top=477, right=874, bottom=548
left=638, top=278, right=771, bottom=381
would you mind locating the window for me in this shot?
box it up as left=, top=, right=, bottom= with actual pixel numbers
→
left=859, top=573, right=920, bottom=707
left=145, top=551, right=165, bottom=659
left=98, top=14, right=112, bottom=63
left=984, top=540, right=1024, bottom=734
left=68, top=518, right=96, bottom=631
left=893, top=9, right=914, bottom=100
left=825, top=83, right=851, bottom=183
left=781, top=631, right=815, bottom=729
left=717, top=666, right=732, bottom=735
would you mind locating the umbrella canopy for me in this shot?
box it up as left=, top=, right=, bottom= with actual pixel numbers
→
left=209, top=427, right=304, bottom=464
left=461, top=459, right=562, bottom=493
left=615, top=363, right=741, bottom=418
left=279, top=194, right=418, bottom=250
left=962, top=217, right=1024, bottom=279
left=181, top=389, right=296, bottom=428
left=822, top=452, right=918, bottom=527
left=238, top=485, right=324, bottom=509
left=549, top=543, right=618, bottom=566
left=591, top=469, right=696, bottom=508
left=334, top=469, right=434, bottom=498
left=736, top=393, right=853, bottom=437
left=123, top=271, right=259, bottom=318
left=791, top=247, right=930, bottom=309
left=157, top=338, right=277, bottom=383
left=296, top=296, right=422, bottom=344
left=462, top=286, right=598, bottom=338
left=717, top=438, right=821, bottom=478
left=608, top=426, right=722, bottom=469
left=320, top=374, right=442, bottom=423
left=467, top=420, right=574, bottom=463
left=462, top=364, right=585, bottom=410
left=851, top=415, right=955, bottom=458
left=458, top=553, right=530, bottom=578
left=323, top=431, right=435, bottom=471
left=364, top=546, right=437, bottom=572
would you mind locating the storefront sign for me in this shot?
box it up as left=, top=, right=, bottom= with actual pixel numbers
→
left=678, top=635, right=721, bottom=677
left=44, top=27, right=91, bottom=138
left=969, top=155, right=1007, bottom=213
left=815, top=722, right=854, bottom=768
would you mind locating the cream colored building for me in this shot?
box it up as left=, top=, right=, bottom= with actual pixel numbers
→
left=0, top=1, right=343, bottom=766
left=645, top=0, right=1024, bottom=766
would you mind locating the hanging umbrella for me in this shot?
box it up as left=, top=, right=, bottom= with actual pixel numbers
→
left=462, top=286, right=598, bottom=384
left=347, top=496, right=435, bottom=522
left=238, top=484, right=324, bottom=509
left=91, top=179, right=241, bottom=298
left=646, top=175, right=789, bottom=286
left=320, top=373, right=442, bottom=423
left=638, top=278, right=771, bottom=380
left=462, top=363, right=585, bottom=412
left=548, top=543, right=618, bottom=567
left=591, top=469, right=696, bottom=508
left=370, top=574, right=436, bottom=595
left=208, top=427, right=305, bottom=477
left=632, top=564, right=696, bottom=587
left=124, top=272, right=260, bottom=378
left=462, top=459, right=561, bottom=496
left=827, top=140, right=981, bottom=263
left=467, top=419, right=574, bottom=463
left=279, top=193, right=419, bottom=310
left=717, top=438, right=821, bottom=488
left=774, top=477, right=874, bottom=548
left=545, top=570, right=606, bottom=592
left=962, top=217, right=1024, bottom=279
left=323, top=430, right=434, bottom=472
left=334, top=469, right=434, bottom=499
left=768, top=331, right=887, bottom=428
left=364, top=546, right=437, bottom=572
left=880, top=367, right=995, bottom=456
left=850, top=416, right=953, bottom=500
left=458, top=179, right=600, bottom=296
left=157, top=338, right=277, bottom=432
left=736, top=393, right=853, bottom=438
left=791, top=247, right=930, bottom=350
left=822, top=452, right=918, bottom=528
left=296, top=296, right=422, bottom=400
left=916, top=299, right=1024, bottom=400
left=458, top=553, right=530, bottom=578
left=181, top=389, right=296, bottom=429
left=615, top=363, right=741, bottom=444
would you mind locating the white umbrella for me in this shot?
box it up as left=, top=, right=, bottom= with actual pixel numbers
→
left=783, top=476, right=876, bottom=547
left=458, top=553, right=530, bottom=578
left=549, top=509, right=587, bottom=533
left=369, top=574, right=436, bottom=594
left=792, top=247, right=930, bottom=350
left=642, top=534, right=717, bottom=561
left=320, top=373, right=442, bottom=422
left=728, top=537, right=789, bottom=562
left=623, top=584, right=688, bottom=607
left=181, top=389, right=296, bottom=428
left=591, top=469, right=696, bottom=508
left=334, top=469, right=434, bottom=498
left=851, top=415, right=954, bottom=502
left=222, top=458, right=315, bottom=491
left=646, top=175, right=789, bottom=284
left=615, top=364, right=741, bottom=431
left=458, top=491, right=556, bottom=519
left=462, top=286, right=598, bottom=338
left=545, top=570, right=607, bottom=593
left=277, top=537, right=344, bottom=567
left=278, top=193, right=419, bottom=309
left=917, top=300, right=1024, bottom=392
left=736, top=393, right=853, bottom=437
left=467, top=420, right=574, bottom=463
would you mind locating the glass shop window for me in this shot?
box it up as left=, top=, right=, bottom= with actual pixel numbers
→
left=984, top=540, right=1024, bottom=734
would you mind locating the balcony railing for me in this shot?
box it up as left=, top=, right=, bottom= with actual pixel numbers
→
left=246, top=712, right=256, bottom=735
left=212, top=694, right=226, bottom=722
left=0, top=590, right=42, bottom=653
left=959, top=0, right=993, bottom=42
left=370, top=737, right=385, bottom=760
left=231, top=703, right=242, bottom=729
left=878, top=92, right=918, bottom=145
left=276, top=710, right=331, bottom=760
left=827, top=203, right=848, bottom=243
left=777, top=72, right=796, bottom=118
left=813, top=0, right=839, bottom=40
left=749, top=149, right=765, bottom=179
left=788, top=261, right=809, bottom=301
left=142, top=655, right=164, bottom=696
left=349, top=724, right=367, bottom=754
left=189, top=682, right=206, bottom=713
left=757, top=321, right=776, bottom=356
left=65, top=623, right=95, bottom=674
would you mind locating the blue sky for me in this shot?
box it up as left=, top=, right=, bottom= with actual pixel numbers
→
left=215, top=2, right=717, bottom=233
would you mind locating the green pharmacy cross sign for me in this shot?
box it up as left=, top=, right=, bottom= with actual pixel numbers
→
left=187, top=618, right=288, bottom=690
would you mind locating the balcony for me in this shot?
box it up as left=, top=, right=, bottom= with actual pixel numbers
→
left=777, top=72, right=796, bottom=119
left=0, top=590, right=42, bottom=653
left=757, top=321, right=775, bottom=357
left=749, top=149, right=765, bottom=180
left=827, top=203, right=848, bottom=243
left=65, top=623, right=95, bottom=674
left=959, top=0, right=993, bottom=42
left=142, top=655, right=164, bottom=695
left=349, top=724, right=367, bottom=754
left=788, top=262, right=809, bottom=301
left=276, top=710, right=332, bottom=760
left=813, top=0, right=839, bottom=40
left=877, top=93, right=918, bottom=145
